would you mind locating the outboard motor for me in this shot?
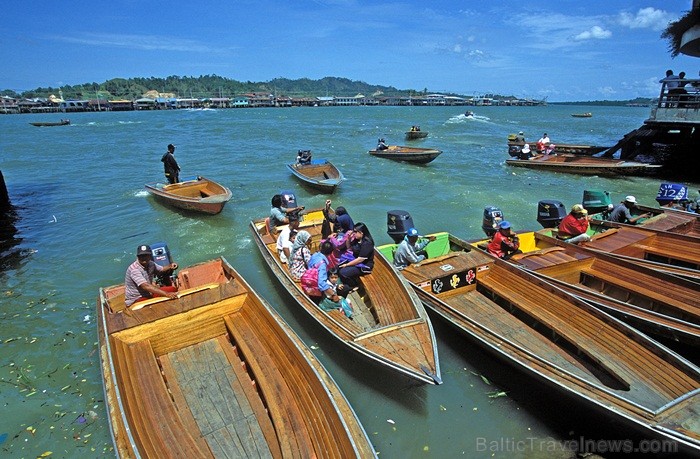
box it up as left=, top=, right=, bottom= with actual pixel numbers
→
left=482, top=206, right=504, bottom=238
left=582, top=190, right=612, bottom=214
left=387, top=210, right=414, bottom=243
left=150, top=242, right=174, bottom=286
left=537, top=200, right=566, bottom=228
left=656, top=183, right=688, bottom=206
left=280, top=190, right=298, bottom=209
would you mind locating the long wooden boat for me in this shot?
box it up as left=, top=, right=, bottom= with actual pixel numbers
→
left=98, top=257, right=376, bottom=458
left=506, top=241, right=700, bottom=346
left=590, top=204, right=700, bottom=239
left=368, top=145, right=442, bottom=164
left=378, top=233, right=700, bottom=453
left=250, top=209, right=441, bottom=384
left=507, top=140, right=608, bottom=156
left=491, top=227, right=700, bottom=283
left=506, top=154, right=661, bottom=177
left=286, top=159, right=345, bottom=193
left=571, top=112, right=592, bottom=118
left=405, top=130, right=428, bottom=140
left=145, top=176, right=232, bottom=215
left=29, top=119, right=70, bottom=127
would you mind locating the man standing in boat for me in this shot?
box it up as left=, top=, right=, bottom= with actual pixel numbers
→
left=161, top=144, right=180, bottom=184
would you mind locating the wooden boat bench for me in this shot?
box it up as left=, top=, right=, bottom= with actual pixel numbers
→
left=637, top=244, right=700, bottom=269
left=359, top=272, right=395, bottom=326
left=111, top=338, right=210, bottom=457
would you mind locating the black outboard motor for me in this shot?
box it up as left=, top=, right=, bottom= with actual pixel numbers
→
left=387, top=210, right=414, bottom=243
left=482, top=206, right=504, bottom=238
left=537, top=200, right=566, bottom=228
left=280, top=190, right=297, bottom=209
left=150, top=242, right=174, bottom=286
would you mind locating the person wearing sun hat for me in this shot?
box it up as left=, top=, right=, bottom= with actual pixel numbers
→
left=393, top=227, right=436, bottom=269
left=609, top=195, right=650, bottom=225
left=487, top=221, right=521, bottom=259
left=558, top=204, right=591, bottom=244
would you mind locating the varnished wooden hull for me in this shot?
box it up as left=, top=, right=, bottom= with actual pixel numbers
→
left=98, top=257, right=376, bottom=458
left=250, top=210, right=441, bottom=384
left=368, top=146, right=442, bottom=164
left=286, top=160, right=345, bottom=192
left=379, top=233, right=700, bottom=453
left=506, top=154, right=661, bottom=177
left=145, top=176, right=232, bottom=215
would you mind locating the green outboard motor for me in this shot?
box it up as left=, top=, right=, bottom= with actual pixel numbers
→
left=582, top=190, right=612, bottom=214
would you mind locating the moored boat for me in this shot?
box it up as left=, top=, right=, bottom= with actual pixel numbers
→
left=377, top=232, right=700, bottom=453
left=98, top=257, right=377, bottom=458
left=29, top=119, right=70, bottom=127
left=286, top=159, right=345, bottom=193
left=506, top=153, right=661, bottom=177
left=507, top=138, right=608, bottom=156
left=368, top=145, right=442, bottom=164
left=145, top=176, right=232, bottom=215
left=250, top=209, right=441, bottom=384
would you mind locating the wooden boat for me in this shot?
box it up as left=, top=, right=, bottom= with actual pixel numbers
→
left=496, top=227, right=700, bottom=283
left=507, top=241, right=700, bottom=346
left=506, top=153, right=661, bottom=177
left=98, top=257, right=376, bottom=458
left=507, top=139, right=608, bottom=156
left=250, top=209, right=441, bottom=384
left=405, top=130, right=428, bottom=140
left=145, top=176, right=232, bottom=215
left=571, top=112, right=593, bottom=118
left=590, top=204, right=700, bottom=239
left=286, top=159, right=345, bottom=193
left=29, top=119, right=70, bottom=127
left=377, top=233, right=700, bottom=453
left=368, top=145, right=442, bottom=164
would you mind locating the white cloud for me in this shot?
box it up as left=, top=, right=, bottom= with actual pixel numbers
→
left=597, top=86, right=616, bottom=96
left=618, top=7, right=674, bottom=31
left=48, top=33, right=219, bottom=53
left=453, top=44, right=462, bottom=53
left=573, top=26, right=612, bottom=41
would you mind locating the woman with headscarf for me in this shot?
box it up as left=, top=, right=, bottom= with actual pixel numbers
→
left=338, top=222, right=375, bottom=291
left=289, top=230, right=312, bottom=281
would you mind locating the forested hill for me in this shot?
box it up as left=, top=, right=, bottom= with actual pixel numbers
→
left=2, top=75, right=425, bottom=100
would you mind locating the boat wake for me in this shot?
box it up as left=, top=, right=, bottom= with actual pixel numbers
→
left=446, top=113, right=491, bottom=124
left=134, top=190, right=149, bottom=198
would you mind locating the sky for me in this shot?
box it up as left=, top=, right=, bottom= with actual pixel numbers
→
left=1, top=1, right=699, bottom=102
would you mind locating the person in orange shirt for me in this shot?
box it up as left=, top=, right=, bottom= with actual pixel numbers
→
left=558, top=204, right=591, bottom=244
left=487, top=221, right=521, bottom=259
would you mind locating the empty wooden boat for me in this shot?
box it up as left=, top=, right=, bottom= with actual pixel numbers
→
left=508, top=242, right=700, bottom=346
left=29, top=119, right=70, bottom=127
left=145, top=176, right=232, bottom=215
left=250, top=209, right=441, bottom=384
left=378, top=232, right=700, bottom=453
left=286, top=159, right=345, bottom=193
left=368, top=145, right=442, bottom=164
left=506, top=154, right=661, bottom=177
left=98, top=257, right=376, bottom=458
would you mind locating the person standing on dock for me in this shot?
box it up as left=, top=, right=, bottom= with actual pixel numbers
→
left=161, top=144, right=180, bottom=184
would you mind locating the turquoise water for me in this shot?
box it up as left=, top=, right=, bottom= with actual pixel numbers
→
left=1, top=106, right=697, bottom=458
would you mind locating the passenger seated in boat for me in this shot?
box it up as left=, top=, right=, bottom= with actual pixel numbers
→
left=518, top=144, right=534, bottom=160
left=124, top=245, right=178, bottom=307
left=318, top=268, right=353, bottom=318
left=289, top=231, right=313, bottom=281
left=393, top=227, right=436, bottom=269
left=276, top=215, right=300, bottom=264
left=557, top=204, right=591, bottom=244
left=296, top=149, right=312, bottom=165
left=608, top=196, right=651, bottom=225
left=377, top=138, right=389, bottom=150
left=487, top=221, right=521, bottom=260
left=339, top=222, right=375, bottom=292
left=270, top=194, right=305, bottom=233
left=323, top=200, right=354, bottom=236
left=515, top=131, right=525, bottom=143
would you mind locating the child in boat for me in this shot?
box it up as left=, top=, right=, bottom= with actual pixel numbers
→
left=318, top=268, right=353, bottom=318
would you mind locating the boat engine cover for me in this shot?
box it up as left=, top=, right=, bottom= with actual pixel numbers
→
left=482, top=206, right=504, bottom=238
left=537, top=200, right=566, bottom=228
left=387, top=210, right=414, bottom=243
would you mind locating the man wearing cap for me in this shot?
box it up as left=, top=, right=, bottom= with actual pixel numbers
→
left=393, top=228, right=436, bottom=269
left=487, top=221, right=521, bottom=259
left=124, top=245, right=179, bottom=307
left=558, top=204, right=591, bottom=244
left=161, top=144, right=180, bottom=184
left=608, top=196, right=650, bottom=224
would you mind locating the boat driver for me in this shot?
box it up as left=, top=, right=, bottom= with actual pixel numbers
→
left=124, top=245, right=179, bottom=307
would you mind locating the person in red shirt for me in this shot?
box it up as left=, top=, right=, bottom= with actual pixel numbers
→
left=557, top=204, right=591, bottom=244
left=487, top=221, right=521, bottom=259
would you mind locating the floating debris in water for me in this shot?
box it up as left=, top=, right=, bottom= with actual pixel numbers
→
left=487, top=390, right=508, bottom=399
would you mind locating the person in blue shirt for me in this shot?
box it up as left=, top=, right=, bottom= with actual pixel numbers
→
left=393, top=227, right=436, bottom=269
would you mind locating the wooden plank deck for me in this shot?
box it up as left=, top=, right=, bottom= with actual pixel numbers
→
left=164, top=337, right=275, bottom=459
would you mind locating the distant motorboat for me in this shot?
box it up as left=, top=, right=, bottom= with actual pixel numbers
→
left=29, top=119, right=70, bottom=127
left=571, top=112, right=593, bottom=118
left=465, top=111, right=474, bottom=117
